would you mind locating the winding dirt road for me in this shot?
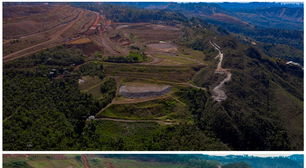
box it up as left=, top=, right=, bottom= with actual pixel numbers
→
left=210, top=37, right=232, bottom=102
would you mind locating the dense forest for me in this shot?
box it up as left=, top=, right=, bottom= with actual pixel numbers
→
left=203, top=18, right=303, bottom=50
left=3, top=46, right=116, bottom=150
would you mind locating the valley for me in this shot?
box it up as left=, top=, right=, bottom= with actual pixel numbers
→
left=2, top=2, right=303, bottom=151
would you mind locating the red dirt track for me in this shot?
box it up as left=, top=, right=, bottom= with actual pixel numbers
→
left=82, top=155, right=90, bottom=168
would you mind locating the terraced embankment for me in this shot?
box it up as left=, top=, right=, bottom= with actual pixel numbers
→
left=3, top=8, right=85, bottom=62
left=119, top=83, right=172, bottom=98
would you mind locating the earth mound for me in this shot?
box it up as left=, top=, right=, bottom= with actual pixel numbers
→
left=119, top=83, right=172, bottom=98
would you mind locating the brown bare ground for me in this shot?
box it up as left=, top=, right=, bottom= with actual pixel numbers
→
left=98, top=26, right=118, bottom=54
left=82, top=155, right=90, bottom=168
left=70, top=37, right=91, bottom=44
left=15, top=21, right=43, bottom=34
left=107, top=162, right=116, bottom=168
left=3, top=8, right=85, bottom=62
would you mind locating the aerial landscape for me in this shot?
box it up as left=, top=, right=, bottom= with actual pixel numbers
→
left=2, top=154, right=304, bottom=168
left=2, top=2, right=303, bottom=151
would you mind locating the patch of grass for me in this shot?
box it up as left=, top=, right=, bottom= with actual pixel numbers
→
left=65, top=154, right=82, bottom=158
left=28, top=161, right=53, bottom=168
left=178, top=49, right=207, bottom=63
left=80, top=120, right=230, bottom=150
left=52, top=160, right=83, bottom=168
left=153, top=54, right=196, bottom=65
left=97, top=96, right=190, bottom=121
left=79, top=76, right=104, bottom=91
left=104, top=64, right=196, bottom=83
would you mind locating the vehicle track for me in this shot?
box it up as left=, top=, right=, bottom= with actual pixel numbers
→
left=97, top=25, right=118, bottom=54
left=210, top=37, right=232, bottom=102
left=82, top=155, right=90, bottom=168
left=3, top=9, right=85, bottom=62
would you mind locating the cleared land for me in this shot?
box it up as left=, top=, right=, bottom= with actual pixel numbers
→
left=119, top=82, right=170, bottom=93
left=3, top=8, right=85, bottom=62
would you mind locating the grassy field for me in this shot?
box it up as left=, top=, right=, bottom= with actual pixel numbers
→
left=97, top=95, right=191, bottom=122
left=153, top=54, right=197, bottom=65
left=27, top=160, right=83, bottom=168
left=178, top=49, right=207, bottom=63
left=103, top=64, right=199, bottom=83
left=79, top=76, right=104, bottom=98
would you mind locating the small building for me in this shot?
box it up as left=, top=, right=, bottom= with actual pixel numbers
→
left=88, top=116, right=95, bottom=120
left=252, top=42, right=257, bottom=46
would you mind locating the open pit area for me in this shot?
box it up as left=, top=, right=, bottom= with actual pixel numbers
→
left=147, top=42, right=178, bottom=52
left=119, top=83, right=172, bottom=98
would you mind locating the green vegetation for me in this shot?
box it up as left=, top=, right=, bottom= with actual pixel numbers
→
left=76, top=120, right=230, bottom=150
left=194, top=36, right=303, bottom=150
left=99, top=154, right=220, bottom=168
left=205, top=18, right=303, bottom=50
left=4, top=45, right=85, bottom=69
left=3, top=46, right=117, bottom=151
left=222, top=162, right=252, bottom=168
left=78, top=62, right=105, bottom=79
left=3, top=3, right=303, bottom=151
left=76, top=3, right=187, bottom=26
left=3, top=161, right=31, bottom=168
left=97, top=96, right=190, bottom=121
left=104, top=51, right=148, bottom=63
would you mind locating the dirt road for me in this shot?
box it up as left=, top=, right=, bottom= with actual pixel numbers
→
left=97, top=25, right=118, bottom=54
left=3, top=9, right=85, bottom=62
left=210, top=37, right=232, bottom=102
left=82, top=155, right=90, bottom=168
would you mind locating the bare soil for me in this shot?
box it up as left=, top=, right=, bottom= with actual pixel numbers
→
left=82, top=155, right=90, bottom=168
left=147, top=43, right=178, bottom=52
left=3, top=9, right=85, bottom=62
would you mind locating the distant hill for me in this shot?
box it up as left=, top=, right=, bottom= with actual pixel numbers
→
left=202, top=155, right=303, bottom=168
left=216, top=2, right=303, bottom=9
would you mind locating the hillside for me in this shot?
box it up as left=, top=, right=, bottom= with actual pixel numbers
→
left=3, top=2, right=303, bottom=151
left=3, top=154, right=254, bottom=168
left=202, top=155, right=304, bottom=168
left=117, top=2, right=303, bottom=51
